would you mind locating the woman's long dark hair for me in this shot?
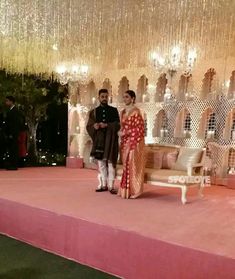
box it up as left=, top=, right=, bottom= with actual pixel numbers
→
left=125, top=90, right=136, bottom=103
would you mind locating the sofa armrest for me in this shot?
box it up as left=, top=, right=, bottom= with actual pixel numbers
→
left=187, top=164, right=203, bottom=176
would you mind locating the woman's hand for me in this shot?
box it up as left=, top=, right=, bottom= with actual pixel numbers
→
left=118, top=130, right=123, bottom=137
left=118, top=130, right=130, bottom=137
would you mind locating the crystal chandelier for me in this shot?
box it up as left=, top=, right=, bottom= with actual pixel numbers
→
left=55, top=64, right=89, bottom=85
left=150, top=46, right=197, bottom=77
left=150, top=45, right=197, bottom=102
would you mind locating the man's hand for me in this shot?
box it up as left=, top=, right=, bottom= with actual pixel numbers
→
left=93, top=123, right=100, bottom=130
left=99, top=123, right=108, bottom=129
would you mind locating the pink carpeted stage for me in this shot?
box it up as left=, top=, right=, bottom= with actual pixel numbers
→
left=0, top=167, right=235, bottom=279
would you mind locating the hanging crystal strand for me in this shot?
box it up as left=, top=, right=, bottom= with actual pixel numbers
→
left=0, top=0, right=235, bottom=78
left=223, top=3, right=235, bottom=84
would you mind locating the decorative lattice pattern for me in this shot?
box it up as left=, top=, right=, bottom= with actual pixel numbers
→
left=228, top=148, right=235, bottom=168
left=184, top=112, right=191, bottom=132
left=114, top=96, right=235, bottom=177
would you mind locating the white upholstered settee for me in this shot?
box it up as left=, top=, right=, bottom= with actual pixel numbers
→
left=116, top=145, right=206, bottom=204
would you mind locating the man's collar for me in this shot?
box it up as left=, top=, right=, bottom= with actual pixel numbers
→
left=99, top=104, right=109, bottom=108
left=10, top=105, right=15, bottom=110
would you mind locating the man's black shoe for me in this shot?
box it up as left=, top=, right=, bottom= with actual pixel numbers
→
left=109, top=189, right=118, bottom=195
left=95, top=186, right=108, bottom=192
left=95, top=188, right=103, bottom=192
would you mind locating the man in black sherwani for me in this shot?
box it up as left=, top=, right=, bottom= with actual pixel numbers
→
left=86, top=89, right=120, bottom=193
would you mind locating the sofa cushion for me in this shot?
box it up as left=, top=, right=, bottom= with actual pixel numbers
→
left=145, top=168, right=187, bottom=183
left=173, top=147, right=202, bottom=171
left=145, top=150, right=163, bottom=169
left=162, top=151, right=179, bottom=169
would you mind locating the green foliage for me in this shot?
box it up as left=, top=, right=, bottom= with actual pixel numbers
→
left=0, top=69, right=68, bottom=163
left=0, top=70, right=62, bottom=123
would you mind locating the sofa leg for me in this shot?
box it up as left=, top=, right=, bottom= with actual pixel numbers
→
left=181, top=186, right=187, bottom=204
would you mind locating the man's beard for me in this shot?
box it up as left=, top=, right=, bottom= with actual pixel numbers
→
left=101, top=100, right=108, bottom=106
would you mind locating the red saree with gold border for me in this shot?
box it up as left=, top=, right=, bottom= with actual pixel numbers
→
left=118, top=107, right=145, bottom=199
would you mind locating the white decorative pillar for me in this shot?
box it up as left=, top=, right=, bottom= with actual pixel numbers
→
left=66, top=82, right=84, bottom=168
left=147, top=82, right=156, bottom=103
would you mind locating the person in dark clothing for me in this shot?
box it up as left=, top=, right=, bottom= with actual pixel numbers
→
left=0, top=106, right=6, bottom=168
left=18, top=113, right=28, bottom=167
left=5, top=96, right=21, bottom=170
left=86, top=89, right=120, bottom=193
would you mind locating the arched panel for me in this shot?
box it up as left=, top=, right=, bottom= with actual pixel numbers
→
left=200, top=68, right=216, bottom=100
left=87, top=80, right=97, bottom=105
left=223, top=108, right=235, bottom=140
left=227, top=70, right=235, bottom=99
left=197, top=107, right=216, bottom=139
left=174, top=108, right=191, bottom=138
left=152, top=109, right=168, bottom=137
left=156, top=73, right=167, bottom=102
left=177, top=72, right=193, bottom=101
left=117, top=76, right=129, bottom=103
left=136, top=75, right=148, bottom=102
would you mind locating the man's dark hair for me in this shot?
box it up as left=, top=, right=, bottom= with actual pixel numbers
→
left=98, top=88, right=108, bottom=95
left=6, top=95, right=16, bottom=103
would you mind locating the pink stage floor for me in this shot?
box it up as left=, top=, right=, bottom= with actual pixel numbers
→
left=0, top=167, right=235, bottom=279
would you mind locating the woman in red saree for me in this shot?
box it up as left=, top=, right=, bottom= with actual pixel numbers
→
left=118, top=90, right=145, bottom=199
